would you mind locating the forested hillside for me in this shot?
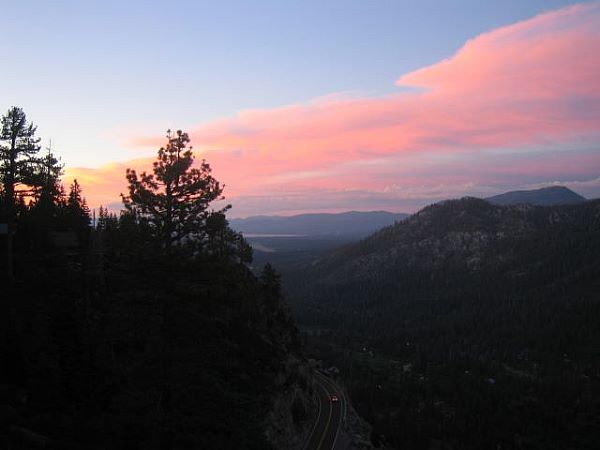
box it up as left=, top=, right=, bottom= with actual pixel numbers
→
left=289, top=197, right=600, bottom=449
left=1, top=111, right=311, bottom=449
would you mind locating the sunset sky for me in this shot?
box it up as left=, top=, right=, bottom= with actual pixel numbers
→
left=2, top=0, right=599, bottom=217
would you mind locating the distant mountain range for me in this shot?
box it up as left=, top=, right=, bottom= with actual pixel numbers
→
left=234, top=186, right=588, bottom=271
left=486, top=185, right=586, bottom=206
left=233, top=186, right=586, bottom=239
left=230, top=210, right=409, bottom=238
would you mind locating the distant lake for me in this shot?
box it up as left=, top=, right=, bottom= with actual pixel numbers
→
left=243, top=233, right=306, bottom=238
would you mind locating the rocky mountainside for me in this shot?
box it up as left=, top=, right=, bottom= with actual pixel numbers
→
left=296, top=197, right=598, bottom=290
left=486, top=185, right=586, bottom=206
left=289, top=197, right=600, bottom=449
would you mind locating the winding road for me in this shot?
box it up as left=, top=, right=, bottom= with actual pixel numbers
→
left=304, top=372, right=347, bottom=450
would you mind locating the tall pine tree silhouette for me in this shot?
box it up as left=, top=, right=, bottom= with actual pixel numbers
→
left=66, top=179, right=91, bottom=242
left=122, top=129, right=229, bottom=250
left=0, top=107, right=42, bottom=280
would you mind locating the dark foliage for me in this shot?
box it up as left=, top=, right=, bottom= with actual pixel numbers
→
left=1, top=122, right=299, bottom=449
left=289, top=198, right=600, bottom=449
left=0, top=107, right=42, bottom=210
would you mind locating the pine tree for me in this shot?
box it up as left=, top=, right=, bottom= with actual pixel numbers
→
left=0, top=107, right=42, bottom=214
left=122, top=129, right=229, bottom=250
left=260, top=263, right=282, bottom=298
left=205, top=210, right=252, bottom=262
left=33, top=143, right=64, bottom=206
left=0, top=107, right=42, bottom=279
left=65, top=179, right=91, bottom=241
left=30, top=143, right=64, bottom=224
left=97, top=205, right=118, bottom=231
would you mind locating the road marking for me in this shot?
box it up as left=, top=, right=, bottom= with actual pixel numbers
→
left=315, top=379, right=333, bottom=450
left=303, top=383, right=323, bottom=450
left=315, top=374, right=343, bottom=450
left=331, top=396, right=341, bottom=450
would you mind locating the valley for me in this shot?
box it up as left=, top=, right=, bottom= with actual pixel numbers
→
left=242, top=189, right=600, bottom=449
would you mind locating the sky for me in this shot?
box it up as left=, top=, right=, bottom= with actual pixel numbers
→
left=2, top=0, right=599, bottom=217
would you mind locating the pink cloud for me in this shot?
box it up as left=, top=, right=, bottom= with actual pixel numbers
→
left=188, top=4, right=599, bottom=157
left=70, top=2, right=600, bottom=215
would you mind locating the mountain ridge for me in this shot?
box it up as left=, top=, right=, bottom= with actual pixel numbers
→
left=486, top=185, right=586, bottom=206
left=305, top=197, right=599, bottom=285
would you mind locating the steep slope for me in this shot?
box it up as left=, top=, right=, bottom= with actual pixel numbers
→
left=1, top=232, right=314, bottom=450
left=486, top=185, right=586, bottom=206
left=289, top=198, right=600, bottom=449
left=297, top=197, right=598, bottom=291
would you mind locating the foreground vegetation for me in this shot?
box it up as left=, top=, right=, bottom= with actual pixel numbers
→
left=0, top=108, right=303, bottom=449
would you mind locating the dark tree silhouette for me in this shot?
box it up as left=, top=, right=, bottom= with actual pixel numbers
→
left=28, top=144, right=65, bottom=230
left=65, top=179, right=91, bottom=243
left=0, top=107, right=42, bottom=210
left=122, top=129, right=228, bottom=249
left=96, top=205, right=118, bottom=231
left=261, top=263, right=283, bottom=298
left=0, top=107, right=42, bottom=279
left=33, top=144, right=64, bottom=207
left=66, top=179, right=90, bottom=220
left=1, top=116, right=302, bottom=450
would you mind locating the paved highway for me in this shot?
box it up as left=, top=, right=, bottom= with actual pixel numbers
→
left=304, top=372, right=347, bottom=450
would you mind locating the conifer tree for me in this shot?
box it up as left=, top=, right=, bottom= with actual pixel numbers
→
left=97, top=205, right=118, bottom=231
left=260, top=263, right=282, bottom=297
left=30, top=144, right=64, bottom=222
left=0, top=107, right=42, bottom=213
left=33, top=144, right=64, bottom=206
left=66, top=179, right=90, bottom=220
left=65, top=179, right=91, bottom=241
left=122, top=129, right=229, bottom=249
left=0, top=107, right=42, bottom=279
